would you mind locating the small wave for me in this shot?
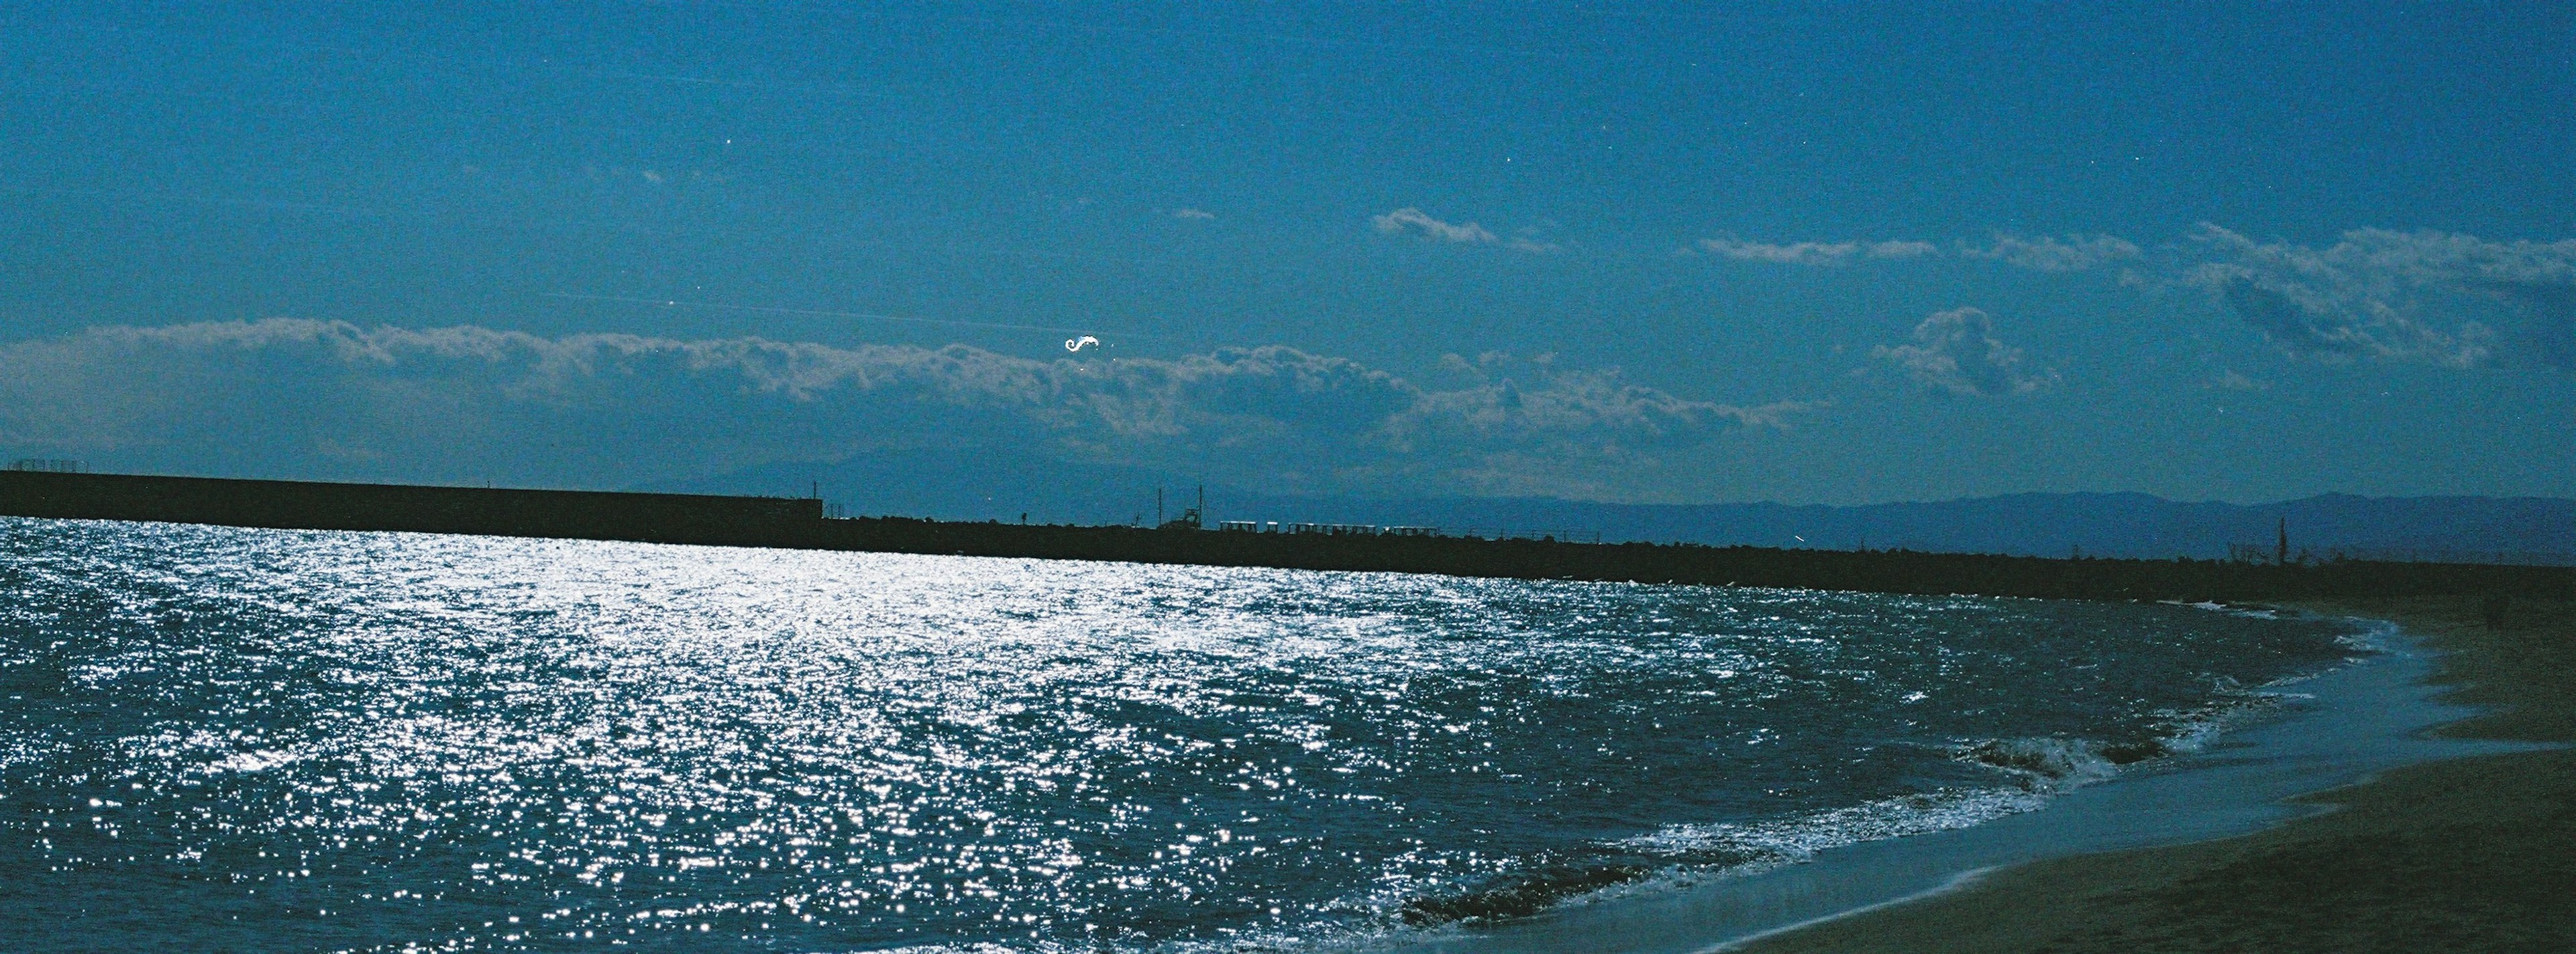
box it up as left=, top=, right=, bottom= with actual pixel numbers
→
left=1967, top=631, right=2374, bottom=787
left=1397, top=861, right=1656, bottom=926
left=2154, top=666, right=2341, bottom=757
left=1400, top=787, right=2057, bottom=929
left=1962, top=687, right=2293, bottom=786
left=1399, top=688, right=2310, bottom=933
left=2159, top=598, right=2284, bottom=619
left=1957, top=736, right=2129, bottom=784
left=2332, top=616, right=2399, bottom=652
left=1620, top=786, right=2049, bottom=863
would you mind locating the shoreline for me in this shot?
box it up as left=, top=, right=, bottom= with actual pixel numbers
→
left=1698, top=866, right=1998, bottom=951
left=1718, top=595, right=2575, bottom=953
left=1375, top=602, right=2524, bottom=953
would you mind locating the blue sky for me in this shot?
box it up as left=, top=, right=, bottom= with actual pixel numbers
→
left=2, top=1, right=2569, bottom=506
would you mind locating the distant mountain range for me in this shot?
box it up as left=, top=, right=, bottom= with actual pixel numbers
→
left=656, top=447, right=2576, bottom=565
left=1273, top=491, right=2576, bottom=565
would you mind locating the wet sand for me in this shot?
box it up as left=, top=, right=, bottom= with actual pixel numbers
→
left=1731, top=595, right=2576, bottom=953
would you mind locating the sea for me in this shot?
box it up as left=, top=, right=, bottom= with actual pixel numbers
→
left=0, top=518, right=2369, bottom=953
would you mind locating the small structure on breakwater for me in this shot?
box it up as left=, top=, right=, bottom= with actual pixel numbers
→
left=1217, top=521, right=1407, bottom=536
left=1216, top=521, right=1538, bottom=539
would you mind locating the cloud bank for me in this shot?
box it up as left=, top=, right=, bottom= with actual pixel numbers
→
left=0, top=320, right=1812, bottom=500
left=1697, top=223, right=2571, bottom=374
left=1869, top=307, right=2058, bottom=396
left=2190, top=225, right=2576, bottom=369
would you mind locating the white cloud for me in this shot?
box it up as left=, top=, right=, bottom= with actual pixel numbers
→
left=1868, top=307, right=2059, bottom=396
left=1171, top=208, right=1216, bottom=220
left=2183, top=225, right=2576, bottom=368
left=1962, top=233, right=2141, bottom=272
left=1372, top=207, right=1498, bottom=245
left=0, top=320, right=1816, bottom=499
left=1695, top=237, right=1935, bottom=266
left=1698, top=238, right=1858, bottom=265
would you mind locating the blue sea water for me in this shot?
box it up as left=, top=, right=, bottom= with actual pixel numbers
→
left=0, top=519, right=2361, bottom=952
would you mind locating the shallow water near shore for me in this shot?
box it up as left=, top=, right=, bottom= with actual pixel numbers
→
left=1383, top=619, right=2534, bottom=954
left=3, top=518, right=2374, bottom=952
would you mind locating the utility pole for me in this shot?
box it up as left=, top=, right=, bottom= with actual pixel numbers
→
left=2277, top=517, right=2289, bottom=566
left=1157, top=487, right=1165, bottom=527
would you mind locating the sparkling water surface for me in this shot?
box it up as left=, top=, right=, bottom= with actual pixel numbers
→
left=0, top=519, right=2357, bottom=952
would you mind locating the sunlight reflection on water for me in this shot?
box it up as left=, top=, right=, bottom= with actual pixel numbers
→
left=0, top=519, right=2354, bottom=952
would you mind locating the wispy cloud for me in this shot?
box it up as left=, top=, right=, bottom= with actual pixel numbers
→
left=1693, top=232, right=2144, bottom=272
left=0, top=320, right=1816, bottom=500
left=2205, top=369, right=2267, bottom=390
left=1373, top=207, right=1499, bottom=245
left=1868, top=307, right=2058, bottom=396
left=1373, top=208, right=1562, bottom=255
left=1691, top=232, right=2143, bottom=270
left=1171, top=207, right=1217, bottom=220
left=1962, top=233, right=2141, bottom=272
left=2182, top=225, right=2576, bottom=368
left=1695, top=237, right=1935, bottom=266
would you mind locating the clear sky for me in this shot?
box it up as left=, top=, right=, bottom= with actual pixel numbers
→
left=2, top=1, right=2569, bottom=505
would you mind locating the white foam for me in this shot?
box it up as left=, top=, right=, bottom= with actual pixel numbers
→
left=1618, top=786, right=2049, bottom=871
left=1590, top=668, right=2330, bottom=922
left=2332, top=616, right=2400, bottom=652
left=2159, top=598, right=2284, bottom=619
left=1956, top=737, right=2123, bottom=785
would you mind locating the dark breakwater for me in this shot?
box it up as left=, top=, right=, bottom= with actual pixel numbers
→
left=3, top=470, right=2567, bottom=602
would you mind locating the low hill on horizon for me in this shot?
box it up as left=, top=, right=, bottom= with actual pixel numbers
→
left=659, top=449, right=2576, bottom=566
left=1239, top=490, right=2576, bottom=565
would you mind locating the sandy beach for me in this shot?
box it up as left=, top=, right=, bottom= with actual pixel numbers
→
left=1733, top=595, right=2576, bottom=953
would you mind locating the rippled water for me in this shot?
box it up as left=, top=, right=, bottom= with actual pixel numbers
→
left=0, top=519, right=2358, bottom=952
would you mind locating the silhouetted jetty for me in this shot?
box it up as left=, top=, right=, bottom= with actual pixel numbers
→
left=4, top=470, right=2567, bottom=604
